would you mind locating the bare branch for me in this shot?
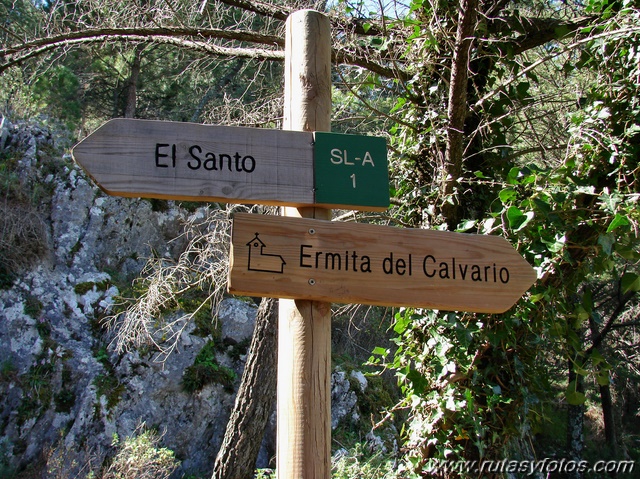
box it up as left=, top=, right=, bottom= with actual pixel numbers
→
left=213, top=0, right=389, bottom=36
left=586, top=290, right=638, bottom=356
left=215, top=0, right=290, bottom=22
left=333, top=48, right=406, bottom=80
left=472, top=24, right=640, bottom=112
left=1, top=32, right=284, bottom=74
left=1, top=26, right=284, bottom=57
left=485, top=15, right=597, bottom=55
left=1, top=26, right=407, bottom=81
left=105, top=204, right=252, bottom=359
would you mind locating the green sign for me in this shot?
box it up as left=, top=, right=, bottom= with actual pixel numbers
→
left=313, top=132, right=389, bottom=210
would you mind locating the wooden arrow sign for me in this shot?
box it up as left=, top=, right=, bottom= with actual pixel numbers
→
left=71, top=118, right=389, bottom=211
left=72, top=118, right=315, bottom=207
left=229, top=213, right=537, bottom=313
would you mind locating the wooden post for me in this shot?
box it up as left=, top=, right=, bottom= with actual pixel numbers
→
left=278, top=9, right=332, bottom=479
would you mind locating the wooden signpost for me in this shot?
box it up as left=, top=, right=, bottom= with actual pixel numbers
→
left=70, top=9, right=537, bottom=479
left=277, top=10, right=333, bottom=479
left=71, top=118, right=389, bottom=211
left=229, top=213, right=536, bottom=314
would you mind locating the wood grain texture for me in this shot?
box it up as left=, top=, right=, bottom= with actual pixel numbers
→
left=277, top=9, right=332, bottom=479
left=230, top=213, right=537, bottom=314
left=72, top=118, right=315, bottom=206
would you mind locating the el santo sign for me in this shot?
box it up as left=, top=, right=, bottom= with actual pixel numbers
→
left=72, top=119, right=388, bottom=211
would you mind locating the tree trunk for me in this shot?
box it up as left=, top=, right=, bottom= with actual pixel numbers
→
left=124, top=44, right=144, bottom=118
left=587, top=312, right=618, bottom=463
left=600, top=382, right=618, bottom=460
left=567, top=359, right=585, bottom=479
left=211, top=297, right=278, bottom=479
left=440, top=0, right=478, bottom=228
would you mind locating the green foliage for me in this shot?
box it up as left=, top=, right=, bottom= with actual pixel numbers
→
left=386, top=95, right=639, bottom=470
left=32, top=65, right=82, bottom=130
left=94, top=373, right=125, bottom=411
left=17, top=361, right=55, bottom=425
left=182, top=340, right=236, bottom=393
left=377, top=308, right=542, bottom=474
left=227, top=337, right=251, bottom=361
left=23, top=295, right=44, bottom=320
left=74, top=280, right=111, bottom=295
left=332, top=443, right=401, bottom=479
left=178, top=289, right=218, bottom=338
left=254, top=469, right=276, bottom=479
left=0, top=359, right=17, bottom=383
left=52, top=364, right=76, bottom=413
left=376, top=0, right=640, bottom=474
left=102, top=426, right=180, bottom=479
left=93, top=343, right=124, bottom=412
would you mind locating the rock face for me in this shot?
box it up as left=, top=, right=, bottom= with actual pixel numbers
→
left=331, top=369, right=366, bottom=430
left=0, top=119, right=371, bottom=477
left=0, top=117, right=244, bottom=476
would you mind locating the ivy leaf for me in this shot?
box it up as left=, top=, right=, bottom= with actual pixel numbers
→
left=574, top=364, right=589, bottom=376
left=393, top=313, right=411, bottom=334
left=530, top=292, right=545, bottom=303
left=596, top=371, right=610, bottom=387
left=499, top=188, right=517, bottom=204
left=506, top=207, right=534, bottom=231
left=621, top=273, right=640, bottom=294
left=516, top=81, right=530, bottom=98
left=506, top=206, right=523, bottom=228
left=390, top=96, right=406, bottom=113
left=566, top=390, right=586, bottom=405
left=507, top=167, right=522, bottom=185
left=616, top=244, right=640, bottom=260
left=596, top=107, right=611, bottom=119
left=590, top=349, right=607, bottom=367
left=606, top=213, right=629, bottom=233
left=371, top=346, right=389, bottom=357
left=532, top=197, right=552, bottom=216
left=566, top=381, right=586, bottom=405
left=407, top=369, right=427, bottom=395
left=481, top=217, right=497, bottom=234
left=575, top=305, right=590, bottom=322
left=598, top=234, right=615, bottom=255
left=554, top=24, right=571, bottom=38
left=542, top=234, right=566, bottom=253
left=456, top=219, right=477, bottom=232
left=445, top=395, right=457, bottom=411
